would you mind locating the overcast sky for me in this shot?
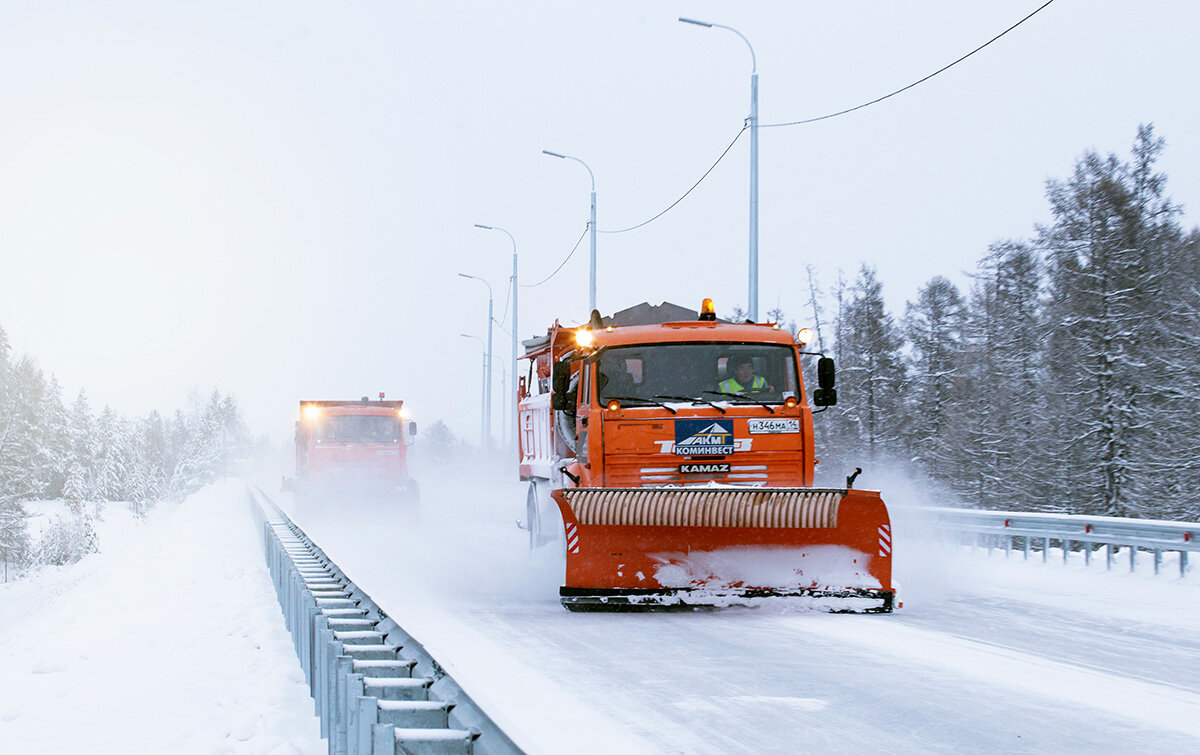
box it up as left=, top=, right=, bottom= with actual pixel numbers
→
left=2, top=1, right=1197, bottom=444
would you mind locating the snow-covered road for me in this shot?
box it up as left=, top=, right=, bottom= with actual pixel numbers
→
left=287, top=473, right=1200, bottom=754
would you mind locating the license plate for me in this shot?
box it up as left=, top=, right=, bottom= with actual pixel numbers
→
left=747, top=418, right=800, bottom=434
left=680, top=463, right=730, bottom=474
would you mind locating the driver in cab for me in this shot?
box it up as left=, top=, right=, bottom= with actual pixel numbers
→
left=719, top=355, right=773, bottom=395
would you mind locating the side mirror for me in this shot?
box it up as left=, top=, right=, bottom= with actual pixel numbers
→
left=551, top=361, right=571, bottom=410
left=408, top=421, right=417, bottom=436
left=813, top=357, right=837, bottom=407
left=817, top=357, right=836, bottom=389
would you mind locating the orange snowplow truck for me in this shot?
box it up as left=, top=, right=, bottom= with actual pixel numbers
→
left=518, top=301, right=894, bottom=612
left=284, top=395, right=419, bottom=504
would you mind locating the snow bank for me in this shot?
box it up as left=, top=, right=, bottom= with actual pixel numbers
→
left=0, top=481, right=322, bottom=754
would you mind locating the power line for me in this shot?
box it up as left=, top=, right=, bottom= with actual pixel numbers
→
left=497, top=279, right=511, bottom=329
left=520, top=226, right=589, bottom=288
left=762, top=0, right=1056, bottom=129
left=598, top=125, right=747, bottom=234
left=579, top=1, right=1055, bottom=237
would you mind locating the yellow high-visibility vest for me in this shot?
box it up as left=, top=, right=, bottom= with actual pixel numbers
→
left=718, top=375, right=767, bottom=394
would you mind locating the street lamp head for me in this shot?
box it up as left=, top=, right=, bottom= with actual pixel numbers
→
left=457, top=272, right=472, bottom=279
left=542, top=149, right=567, bottom=159
left=679, top=16, right=713, bottom=27
left=474, top=223, right=492, bottom=230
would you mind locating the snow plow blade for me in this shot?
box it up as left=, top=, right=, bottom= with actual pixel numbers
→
left=553, top=487, right=894, bottom=613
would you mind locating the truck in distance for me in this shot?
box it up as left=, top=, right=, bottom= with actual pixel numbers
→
left=284, top=394, right=419, bottom=507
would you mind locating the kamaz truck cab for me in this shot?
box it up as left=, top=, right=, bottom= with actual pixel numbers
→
left=517, top=300, right=894, bottom=612
left=285, top=394, right=419, bottom=506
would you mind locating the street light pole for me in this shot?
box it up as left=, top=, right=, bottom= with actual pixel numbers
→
left=542, top=150, right=597, bottom=313
left=680, top=17, right=759, bottom=321
left=489, top=354, right=508, bottom=444
left=457, top=273, right=494, bottom=448
left=474, top=224, right=519, bottom=472
left=459, top=333, right=487, bottom=448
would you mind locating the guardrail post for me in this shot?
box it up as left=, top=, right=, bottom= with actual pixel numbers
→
left=372, top=723, right=396, bottom=755
left=346, top=676, right=365, bottom=755
left=1153, top=549, right=1162, bottom=576
left=1023, top=536, right=1030, bottom=560
left=1129, top=546, right=1137, bottom=573
left=356, top=696, right=379, bottom=755
left=302, top=592, right=317, bottom=684
left=322, top=633, right=342, bottom=737
left=1182, top=551, right=1189, bottom=578
left=1084, top=543, right=1092, bottom=567
left=1106, top=543, right=1115, bottom=570
left=313, top=616, right=329, bottom=718
left=1063, top=539, right=1070, bottom=565
left=1042, top=537, right=1050, bottom=563
left=334, top=655, right=352, bottom=755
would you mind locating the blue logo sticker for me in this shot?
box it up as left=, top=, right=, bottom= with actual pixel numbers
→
left=674, top=419, right=735, bottom=456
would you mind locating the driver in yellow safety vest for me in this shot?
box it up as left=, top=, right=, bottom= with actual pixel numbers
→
left=719, top=355, right=773, bottom=395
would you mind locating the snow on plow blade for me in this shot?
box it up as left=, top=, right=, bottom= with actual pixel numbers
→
left=553, top=487, right=894, bottom=613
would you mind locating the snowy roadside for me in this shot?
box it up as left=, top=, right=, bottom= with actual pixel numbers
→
left=0, top=481, right=323, bottom=754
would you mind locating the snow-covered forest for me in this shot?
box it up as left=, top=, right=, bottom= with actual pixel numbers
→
left=0, top=328, right=252, bottom=573
left=3, top=126, right=1197, bottom=580
left=810, top=126, right=1200, bottom=520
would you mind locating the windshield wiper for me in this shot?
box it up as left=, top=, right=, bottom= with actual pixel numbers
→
left=653, top=394, right=727, bottom=414
left=603, top=395, right=677, bottom=415
left=702, top=390, right=777, bottom=414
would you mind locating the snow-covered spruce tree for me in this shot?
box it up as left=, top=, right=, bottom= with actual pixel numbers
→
left=93, top=406, right=130, bottom=507
left=34, top=511, right=98, bottom=567
left=0, top=355, right=46, bottom=506
left=165, top=390, right=249, bottom=499
left=0, top=494, right=30, bottom=578
left=128, top=411, right=168, bottom=517
left=1038, top=125, right=1182, bottom=517
left=419, top=420, right=468, bottom=466
left=950, top=242, right=1048, bottom=510
left=827, top=265, right=907, bottom=468
left=37, top=376, right=73, bottom=500
left=1128, top=216, right=1200, bottom=518
left=62, top=460, right=90, bottom=511
left=0, top=329, right=32, bottom=569
left=903, top=276, right=965, bottom=482
left=67, top=390, right=99, bottom=504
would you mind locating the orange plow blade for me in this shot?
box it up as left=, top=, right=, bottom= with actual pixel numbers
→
left=553, top=487, right=894, bottom=612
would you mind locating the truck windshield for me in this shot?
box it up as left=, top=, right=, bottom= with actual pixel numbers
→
left=316, top=415, right=401, bottom=443
left=596, top=343, right=798, bottom=405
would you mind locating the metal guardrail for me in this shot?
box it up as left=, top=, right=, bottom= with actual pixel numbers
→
left=921, top=506, right=1198, bottom=577
left=248, top=486, right=524, bottom=755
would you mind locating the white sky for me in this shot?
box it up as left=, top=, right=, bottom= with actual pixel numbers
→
left=2, top=1, right=1197, bottom=443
